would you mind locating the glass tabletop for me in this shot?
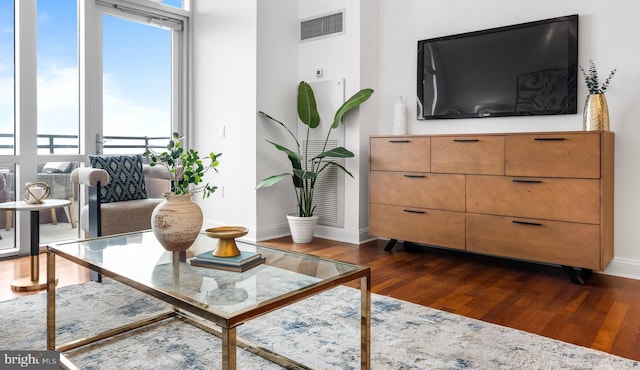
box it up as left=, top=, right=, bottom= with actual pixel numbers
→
left=47, top=231, right=368, bottom=326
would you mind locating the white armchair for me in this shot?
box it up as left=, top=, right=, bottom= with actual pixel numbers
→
left=71, top=161, right=171, bottom=237
left=71, top=155, right=171, bottom=282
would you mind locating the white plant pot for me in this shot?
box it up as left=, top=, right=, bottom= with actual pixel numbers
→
left=286, top=214, right=319, bottom=243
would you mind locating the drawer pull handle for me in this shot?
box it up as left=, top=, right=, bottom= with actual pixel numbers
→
left=403, top=174, right=426, bottom=178
left=512, top=179, right=542, bottom=184
left=512, top=220, right=542, bottom=226
left=534, top=137, right=566, bottom=141
left=403, top=209, right=425, bottom=214
left=388, top=140, right=410, bottom=143
left=453, top=139, right=479, bottom=143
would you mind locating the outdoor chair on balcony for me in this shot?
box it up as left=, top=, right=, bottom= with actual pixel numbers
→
left=4, top=162, right=77, bottom=230
left=0, top=173, right=4, bottom=240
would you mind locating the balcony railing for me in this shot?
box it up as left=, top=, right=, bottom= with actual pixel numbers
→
left=0, top=134, right=170, bottom=155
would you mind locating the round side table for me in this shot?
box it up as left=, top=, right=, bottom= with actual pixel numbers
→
left=0, top=199, right=71, bottom=291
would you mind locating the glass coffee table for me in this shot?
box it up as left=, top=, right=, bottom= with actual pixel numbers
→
left=46, top=231, right=371, bottom=370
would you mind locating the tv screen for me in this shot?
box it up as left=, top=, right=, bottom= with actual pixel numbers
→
left=417, top=15, right=578, bottom=120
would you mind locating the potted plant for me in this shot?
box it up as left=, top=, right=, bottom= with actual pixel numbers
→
left=257, top=81, right=374, bottom=243
left=579, top=59, right=616, bottom=131
left=143, top=133, right=221, bottom=251
left=144, top=132, right=221, bottom=198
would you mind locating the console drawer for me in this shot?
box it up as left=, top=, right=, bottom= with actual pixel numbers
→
left=467, top=175, right=600, bottom=224
left=431, top=135, right=505, bottom=175
left=506, top=133, right=600, bottom=178
left=370, top=204, right=465, bottom=250
left=370, top=137, right=430, bottom=172
left=466, top=213, right=600, bottom=270
left=370, top=172, right=465, bottom=211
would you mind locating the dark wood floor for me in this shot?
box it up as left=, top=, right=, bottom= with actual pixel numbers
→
left=1, top=237, right=639, bottom=362
left=263, top=238, right=640, bottom=362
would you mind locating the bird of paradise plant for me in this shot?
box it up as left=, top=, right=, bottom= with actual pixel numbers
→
left=257, top=81, right=374, bottom=217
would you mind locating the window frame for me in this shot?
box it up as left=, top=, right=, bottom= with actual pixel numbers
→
left=91, top=0, right=192, bottom=154
left=1, top=0, right=192, bottom=257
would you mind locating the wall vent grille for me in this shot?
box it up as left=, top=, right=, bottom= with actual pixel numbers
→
left=303, top=139, right=342, bottom=227
left=300, top=11, right=344, bottom=41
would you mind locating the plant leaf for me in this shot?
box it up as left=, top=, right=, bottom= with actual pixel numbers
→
left=256, top=173, right=290, bottom=189
left=332, top=88, right=374, bottom=128
left=297, top=81, right=320, bottom=129
left=258, top=111, right=300, bottom=149
left=288, top=156, right=303, bottom=188
left=266, top=140, right=301, bottom=162
left=314, top=147, right=354, bottom=159
left=292, top=168, right=317, bottom=180
left=264, top=140, right=303, bottom=187
left=318, top=161, right=354, bottom=178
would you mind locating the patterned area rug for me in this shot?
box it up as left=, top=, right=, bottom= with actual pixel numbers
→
left=0, top=279, right=637, bottom=369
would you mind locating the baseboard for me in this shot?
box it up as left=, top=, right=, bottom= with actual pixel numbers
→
left=252, top=223, right=290, bottom=242
left=314, top=225, right=374, bottom=245
left=250, top=223, right=374, bottom=245
left=600, top=257, right=640, bottom=280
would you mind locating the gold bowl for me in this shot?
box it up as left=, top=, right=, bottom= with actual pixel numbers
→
left=205, top=226, right=249, bottom=257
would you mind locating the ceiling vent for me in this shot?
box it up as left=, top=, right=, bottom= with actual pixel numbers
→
left=300, top=11, right=344, bottom=42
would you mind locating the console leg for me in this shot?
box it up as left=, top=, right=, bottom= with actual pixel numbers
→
left=562, top=266, right=592, bottom=285
left=90, top=270, right=102, bottom=283
left=384, top=239, right=397, bottom=251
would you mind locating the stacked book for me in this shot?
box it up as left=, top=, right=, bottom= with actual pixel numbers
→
left=189, top=250, right=265, bottom=272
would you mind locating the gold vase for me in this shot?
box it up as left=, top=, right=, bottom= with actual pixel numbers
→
left=583, top=93, right=610, bottom=131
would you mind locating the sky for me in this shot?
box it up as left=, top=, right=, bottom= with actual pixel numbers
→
left=0, top=0, right=182, bottom=154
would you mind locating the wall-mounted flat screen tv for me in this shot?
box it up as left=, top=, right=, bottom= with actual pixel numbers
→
left=417, top=15, right=578, bottom=120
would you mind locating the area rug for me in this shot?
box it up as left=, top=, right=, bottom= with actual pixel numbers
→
left=0, top=279, right=637, bottom=369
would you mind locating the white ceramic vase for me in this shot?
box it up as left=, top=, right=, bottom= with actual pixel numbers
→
left=392, top=96, right=408, bottom=135
left=151, top=192, right=203, bottom=251
left=286, top=214, right=320, bottom=243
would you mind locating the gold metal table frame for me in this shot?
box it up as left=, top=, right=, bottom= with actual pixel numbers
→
left=46, top=231, right=371, bottom=370
left=0, top=199, right=71, bottom=291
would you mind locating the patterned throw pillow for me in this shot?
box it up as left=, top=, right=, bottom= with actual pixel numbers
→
left=88, top=155, right=148, bottom=203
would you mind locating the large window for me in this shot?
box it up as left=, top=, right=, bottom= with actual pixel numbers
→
left=0, top=0, right=15, bottom=251
left=157, top=0, right=184, bottom=10
left=0, top=0, right=190, bottom=255
left=37, top=0, right=79, bottom=155
left=96, top=0, right=189, bottom=155
left=102, top=13, right=172, bottom=154
left=0, top=0, right=14, bottom=156
left=36, top=0, right=80, bottom=245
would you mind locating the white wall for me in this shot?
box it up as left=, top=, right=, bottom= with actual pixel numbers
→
left=298, top=0, right=374, bottom=243
left=357, top=1, right=380, bottom=238
left=192, top=1, right=259, bottom=236
left=193, top=0, right=299, bottom=241
left=378, top=0, right=640, bottom=279
left=253, top=0, right=378, bottom=244
left=255, top=0, right=299, bottom=240
left=192, top=0, right=640, bottom=279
